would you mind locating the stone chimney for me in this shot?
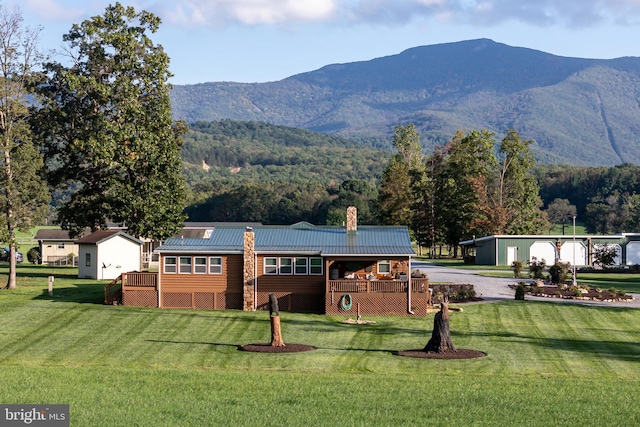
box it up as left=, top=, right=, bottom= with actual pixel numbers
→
left=346, top=206, right=357, bottom=234
left=243, top=227, right=255, bottom=311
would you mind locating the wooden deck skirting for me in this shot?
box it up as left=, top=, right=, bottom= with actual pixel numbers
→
left=104, top=272, right=158, bottom=305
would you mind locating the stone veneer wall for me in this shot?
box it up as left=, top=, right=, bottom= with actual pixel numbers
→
left=243, top=228, right=255, bottom=311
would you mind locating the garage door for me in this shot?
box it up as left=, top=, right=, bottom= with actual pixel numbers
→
left=529, top=241, right=557, bottom=265
left=559, top=242, right=587, bottom=266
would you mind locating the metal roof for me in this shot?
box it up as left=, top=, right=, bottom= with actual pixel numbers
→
left=156, top=225, right=415, bottom=256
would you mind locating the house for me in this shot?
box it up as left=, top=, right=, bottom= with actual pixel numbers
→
left=458, top=234, right=639, bottom=266
left=115, top=208, right=430, bottom=316
left=76, top=230, right=143, bottom=280
left=107, top=221, right=262, bottom=269
left=34, top=228, right=90, bottom=265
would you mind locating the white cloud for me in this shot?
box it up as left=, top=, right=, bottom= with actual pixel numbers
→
left=158, top=0, right=336, bottom=26
left=21, top=0, right=86, bottom=22
left=26, top=0, right=640, bottom=29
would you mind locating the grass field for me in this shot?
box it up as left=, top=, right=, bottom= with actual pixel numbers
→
left=2, top=265, right=640, bottom=426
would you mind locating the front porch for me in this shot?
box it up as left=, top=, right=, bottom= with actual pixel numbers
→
left=325, top=277, right=431, bottom=316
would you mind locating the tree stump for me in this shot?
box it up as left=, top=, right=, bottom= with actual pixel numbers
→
left=424, top=299, right=456, bottom=353
left=269, top=293, right=285, bottom=347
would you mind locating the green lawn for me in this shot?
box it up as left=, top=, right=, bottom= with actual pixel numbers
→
left=1, top=265, right=640, bottom=426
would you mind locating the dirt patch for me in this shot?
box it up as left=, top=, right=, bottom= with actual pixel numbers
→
left=395, top=349, right=487, bottom=359
left=238, top=343, right=316, bottom=353
left=342, top=318, right=376, bottom=324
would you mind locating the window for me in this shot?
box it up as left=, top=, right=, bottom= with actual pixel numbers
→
left=378, top=260, right=391, bottom=274
left=57, top=242, right=65, bottom=250
left=294, top=257, right=308, bottom=275
left=209, top=257, right=222, bottom=274
left=279, top=257, right=293, bottom=275
left=310, top=257, right=323, bottom=275
left=85, top=253, right=91, bottom=267
left=179, top=256, right=192, bottom=274
left=265, top=257, right=277, bottom=275
left=194, top=257, right=207, bottom=274
left=164, top=256, right=177, bottom=273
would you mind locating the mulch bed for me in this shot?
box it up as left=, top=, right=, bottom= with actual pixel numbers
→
left=512, top=284, right=634, bottom=302
left=238, top=343, right=317, bottom=353
left=395, top=349, right=487, bottom=359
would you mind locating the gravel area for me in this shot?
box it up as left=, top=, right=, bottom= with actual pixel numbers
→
left=411, top=261, right=640, bottom=308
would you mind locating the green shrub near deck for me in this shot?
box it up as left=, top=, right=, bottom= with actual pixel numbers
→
left=1, top=265, right=640, bottom=426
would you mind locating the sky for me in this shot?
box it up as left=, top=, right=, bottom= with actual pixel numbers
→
left=13, top=0, right=640, bottom=85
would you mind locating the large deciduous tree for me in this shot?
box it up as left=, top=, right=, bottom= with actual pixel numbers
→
left=0, top=6, right=50, bottom=289
left=439, top=129, right=496, bottom=254
left=377, top=124, right=423, bottom=227
left=36, top=2, right=186, bottom=240
left=493, top=129, right=547, bottom=235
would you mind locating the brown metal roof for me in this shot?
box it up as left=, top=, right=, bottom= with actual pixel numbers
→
left=75, top=230, right=143, bottom=245
left=34, top=228, right=91, bottom=241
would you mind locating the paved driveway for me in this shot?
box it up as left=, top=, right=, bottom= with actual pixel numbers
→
left=412, top=261, right=640, bottom=308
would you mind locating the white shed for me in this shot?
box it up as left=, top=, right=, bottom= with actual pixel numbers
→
left=75, top=230, right=143, bottom=280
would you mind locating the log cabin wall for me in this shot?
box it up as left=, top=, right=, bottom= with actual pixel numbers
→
left=158, top=254, right=244, bottom=309
left=255, top=254, right=325, bottom=313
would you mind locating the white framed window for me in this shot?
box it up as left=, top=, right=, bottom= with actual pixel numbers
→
left=57, top=242, right=65, bottom=249
left=378, top=260, right=391, bottom=274
left=179, top=256, right=192, bottom=274
left=194, top=256, right=207, bottom=274
left=294, top=257, right=308, bottom=275
left=209, top=257, right=222, bottom=274
left=310, top=257, right=323, bottom=275
left=164, top=256, right=177, bottom=273
left=265, top=257, right=278, bottom=275
left=279, top=257, right=293, bottom=275
left=85, top=253, right=91, bottom=267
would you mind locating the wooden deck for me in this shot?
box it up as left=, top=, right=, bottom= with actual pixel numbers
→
left=329, top=278, right=429, bottom=293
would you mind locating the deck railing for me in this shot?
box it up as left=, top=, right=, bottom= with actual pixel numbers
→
left=104, top=275, right=123, bottom=305
left=329, top=278, right=428, bottom=293
left=122, top=272, right=157, bottom=287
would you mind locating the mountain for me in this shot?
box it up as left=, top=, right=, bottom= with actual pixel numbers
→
left=170, top=39, right=640, bottom=166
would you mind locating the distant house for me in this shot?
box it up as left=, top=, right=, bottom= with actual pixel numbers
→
left=34, top=228, right=90, bottom=265
left=114, top=208, right=430, bottom=316
left=76, top=230, right=143, bottom=280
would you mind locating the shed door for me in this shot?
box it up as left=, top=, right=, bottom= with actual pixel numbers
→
left=507, top=246, right=518, bottom=265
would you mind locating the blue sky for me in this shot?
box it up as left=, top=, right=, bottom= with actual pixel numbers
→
left=14, top=0, right=640, bottom=85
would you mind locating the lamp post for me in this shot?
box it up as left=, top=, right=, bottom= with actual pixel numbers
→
left=572, top=214, right=577, bottom=287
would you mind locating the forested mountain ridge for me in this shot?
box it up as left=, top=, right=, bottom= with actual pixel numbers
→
left=171, top=39, right=640, bottom=166
left=181, top=120, right=390, bottom=196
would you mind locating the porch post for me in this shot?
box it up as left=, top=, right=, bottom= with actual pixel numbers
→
left=243, top=227, right=256, bottom=311
left=407, top=257, right=414, bottom=314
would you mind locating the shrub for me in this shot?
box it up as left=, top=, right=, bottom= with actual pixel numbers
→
left=515, top=282, right=526, bottom=300
left=527, top=257, right=546, bottom=279
left=27, top=247, right=41, bottom=264
left=593, top=244, right=619, bottom=269
left=549, top=261, right=571, bottom=284
left=511, top=260, right=523, bottom=278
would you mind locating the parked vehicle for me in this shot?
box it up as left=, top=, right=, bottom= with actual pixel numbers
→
left=1, top=247, right=23, bottom=263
